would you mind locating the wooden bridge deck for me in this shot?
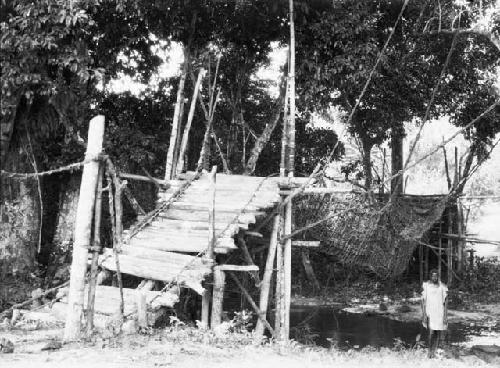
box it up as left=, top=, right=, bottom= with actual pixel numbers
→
left=98, top=172, right=299, bottom=294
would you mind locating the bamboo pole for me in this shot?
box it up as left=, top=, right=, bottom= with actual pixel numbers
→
left=123, top=186, right=146, bottom=216
left=447, top=207, right=453, bottom=286
left=86, top=164, right=103, bottom=333
left=237, top=234, right=261, bottom=284
left=438, top=219, right=442, bottom=280
left=287, top=0, right=296, bottom=176
left=177, top=68, right=206, bottom=176
left=210, top=268, right=225, bottom=328
left=381, top=148, right=386, bottom=195
left=442, top=146, right=452, bottom=189
left=419, top=242, right=423, bottom=286
left=165, top=47, right=189, bottom=181
left=64, top=115, right=105, bottom=341
left=171, top=93, right=186, bottom=177
left=456, top=202, right=465, bottom=272
left=283, top=196, right=292, bottom=340
left=202, top=166, right=217, bottom=328
left=280, top=56, right=290, bottom=177
left=274, top=213, right=283, bottom=337
left=106, top=170, right=124, bottom=318
left=255, top=215, right=280, bottom=338
left=229, top=272, right=274, bottom=337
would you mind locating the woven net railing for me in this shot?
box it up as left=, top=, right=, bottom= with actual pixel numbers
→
left=294, top=192, right=448, bottom=278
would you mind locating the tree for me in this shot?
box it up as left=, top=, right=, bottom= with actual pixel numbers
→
left=0, top=0, right=162, bottom=276
left=294, top=0, right=500, bottom=190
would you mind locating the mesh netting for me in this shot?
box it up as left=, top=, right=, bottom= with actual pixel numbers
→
left=293, top=192, right=448, bottom=278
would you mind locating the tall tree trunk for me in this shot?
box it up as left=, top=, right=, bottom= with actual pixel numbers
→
left=0, top=125, right=40, bottom=277
left=53, top=174, right=81, bottom=249
left=391, top=131, right=404, bottom=195
left=361, top=137, right=374, bottom=190
left=0, top=179, right=40, bottom=277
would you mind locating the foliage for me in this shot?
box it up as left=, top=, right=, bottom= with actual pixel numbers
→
left=454, top=256, right=500, bottom=305
left=294, top=0, right=500, bottom=186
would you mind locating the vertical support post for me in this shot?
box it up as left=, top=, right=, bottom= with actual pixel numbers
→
left=137, top=291, right=148, bottom=330
left=447, top=207, right=453, bottom=286
left=424, top=239, right=429, bottom=280
left=381, top=148, right=386, bottom=196
left=274, top=210, right=284, bottom=337
left=113, top=170, right=125, bottom=315
left=438, top=218, right=442, bottom=280
left=419, top=242, right=423, bottom=286
left=202, top=165, right=217, bottom=328
left=177, top=68, right=206, bottom=176
left=211, top=268, right=225, bottom=328
left=165, top=47, right=188, bottom=181
left=279, top=71, right=290, bottom=178
left=86, top=164, right=103, bottom=334
left=255, top=215, right=280, bottom=338
left=64, top=115, right=105, bottom=341
left=456, top=200, right=465, bottom=273
left=283, top=196, right=292, bottom=340
left=287, top=0, right=296, bottom=176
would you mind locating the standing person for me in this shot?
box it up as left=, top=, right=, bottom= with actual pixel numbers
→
left=421, top=269, right=448, bottom=358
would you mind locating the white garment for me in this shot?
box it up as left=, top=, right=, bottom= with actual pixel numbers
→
left=422, top=281, right=448, bottom=330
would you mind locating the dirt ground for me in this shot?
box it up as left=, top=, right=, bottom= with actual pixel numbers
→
left=1, top=326, right=499, bottom=368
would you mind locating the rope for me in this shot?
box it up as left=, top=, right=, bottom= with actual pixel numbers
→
left=0, top=155, right=101, bottom=179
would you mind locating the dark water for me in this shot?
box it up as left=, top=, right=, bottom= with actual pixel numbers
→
left=290, top=306, right=495, bottom=349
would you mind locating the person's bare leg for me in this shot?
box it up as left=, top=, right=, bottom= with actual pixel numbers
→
left=431, top=331, right=440, bottom=357
left=427, top=330, right=435, bottom=358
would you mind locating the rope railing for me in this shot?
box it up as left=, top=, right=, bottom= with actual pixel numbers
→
left=0, top=156, right=99, bottom=179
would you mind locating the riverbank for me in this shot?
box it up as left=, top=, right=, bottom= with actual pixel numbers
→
left=1, top=324, right=498, bottom=368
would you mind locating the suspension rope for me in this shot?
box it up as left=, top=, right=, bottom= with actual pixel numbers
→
left=0, top=156, right=101, bottom=179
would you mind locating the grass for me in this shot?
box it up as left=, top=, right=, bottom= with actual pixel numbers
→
left=1, top=324, right=495, bottom=368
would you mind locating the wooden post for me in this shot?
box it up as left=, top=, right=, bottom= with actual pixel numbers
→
left=229, top=272, right=274, bottom=337
left=237, top=234, right=260, bottom=284
left=274, top=212, right=284, bottom=337
left=424, top=238, right=429, bottom=280
left=106, top=170, right=124, bottom=318
left=283, top=197, right=292, bottom=340
left=438, top=219, right=442, bottom=280
left=211, top=268, right=225, bottom=328
left=419, top=242, right=423, bottom=286
left=279, top=70, right=289, bottom=178
left=456, top=200, right=465, bottom=272
left=64, top=115, right=105, bottom=341
left=177, top=68, right=206, bottom=176
left=137, top=291, right=148, bottom=330
left=86, top=164, right=103, bottom=333
left=381, top=148, right=386, bottom=196
left=255, top=215, right=280, bottom=338
left=202, top=166, right=217, bottom=328
left=300, top=250, right=320, bottom=291
left=287, top=0, right=296, bottom=176
left=447, top=207, right=453, bottom=286
left=165, top=47, right=188, bottom=181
